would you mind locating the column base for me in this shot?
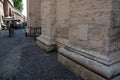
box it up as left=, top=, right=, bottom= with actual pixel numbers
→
left=56, top=38, right=69, bottom=48
left=36, top=35, right=56, bottom=52
left=58, top=48, right=120, bottom=80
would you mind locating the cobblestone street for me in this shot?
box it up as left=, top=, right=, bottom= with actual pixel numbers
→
left=0, top=29, right=83, bottom=80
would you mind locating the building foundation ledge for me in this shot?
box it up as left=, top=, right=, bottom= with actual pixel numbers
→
left=36, top=35, right=56, bottom=52
left=58, top=48, right=120, bottom=80
left=56, top=38, right=69, bottom=48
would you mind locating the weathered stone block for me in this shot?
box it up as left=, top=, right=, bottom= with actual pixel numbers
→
left=36, top=35, right=56, bottom=52
left=58, top=54, right=105, bottom=80
left=58, top=48, right=120, bottom=80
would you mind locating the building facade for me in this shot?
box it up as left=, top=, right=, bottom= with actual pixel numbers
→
left=3, top=0, right=14, bottom=17
left=3, top=0, right=25, bottom=23
left=27, top=0, right=120, bottom=80
left=13, top=8, right=25, bottom=23
left=0, top=0, right=4, bottom=30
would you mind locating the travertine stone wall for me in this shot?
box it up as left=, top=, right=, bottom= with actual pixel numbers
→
left=56, top=0, right=70, bottom=39
left=28, top=0, right=120, bottom=79
left=41, top=0, right=56, bottom=38
left=58, top=0, right=120, bottom=80
left=27, top=0, right=41, bottom=27
left=70, top=0, right=112, bottom=53
left=36, top=0, right=56, bottom=52
left=106, top=0, right=120, bottom=66
left=56, top=0, right=70, bottom=48
left=109, top=0, right=120, bottom=52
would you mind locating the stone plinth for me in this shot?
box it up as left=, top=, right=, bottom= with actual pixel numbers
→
left=36, top=35, right=56, bottom=52
left=58, top=0, right=120, bottom=80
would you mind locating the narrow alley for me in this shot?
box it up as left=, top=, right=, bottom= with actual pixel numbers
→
left=0, top=29, right=83, bottom=80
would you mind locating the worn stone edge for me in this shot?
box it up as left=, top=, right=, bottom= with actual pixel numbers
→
left=58, top=48, right=120, bottom=79
left=36, top=35, right=56, bottom=52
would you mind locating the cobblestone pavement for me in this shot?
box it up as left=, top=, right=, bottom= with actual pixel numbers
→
left=0, top=29, right=83, bottom=80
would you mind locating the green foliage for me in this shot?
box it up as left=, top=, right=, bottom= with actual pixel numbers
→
left=14, top=0, right=23, bottom=12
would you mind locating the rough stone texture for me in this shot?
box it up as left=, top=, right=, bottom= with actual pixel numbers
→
left=58, top=0, right=120, bottom=80
left=36, top=0, right=57, bottom=52
left=40, top=0, right=56, bottom=38
left=109, top=0, right=120, bottom=52
left=27, top=0, right=120, bottom=80
left=56, top=0, right=70, bottom=39
left=69, top=0, right=112, bottom=53
left=58, top=54, right=106, bottom=80
left=27, top=0, right=41, bottom=27
left=55, top=0, right=70, bottom=48
left=56, top=38, right=69, bottom=49
left=27, top=0, right=41, bottom=37
left=36, top=35, right=56, bottom=52
left=58, top=48, right=120, bottom=80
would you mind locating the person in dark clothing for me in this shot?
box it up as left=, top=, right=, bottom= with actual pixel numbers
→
left=9, top=21, right=14, bottom=37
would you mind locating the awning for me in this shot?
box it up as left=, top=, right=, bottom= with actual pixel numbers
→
left=3, top=16, right=14, bottom=21
left=3, top=16, right=21, bottom=22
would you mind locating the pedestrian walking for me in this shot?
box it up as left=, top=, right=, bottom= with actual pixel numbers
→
left=9, top=21, right=14, bottom=37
